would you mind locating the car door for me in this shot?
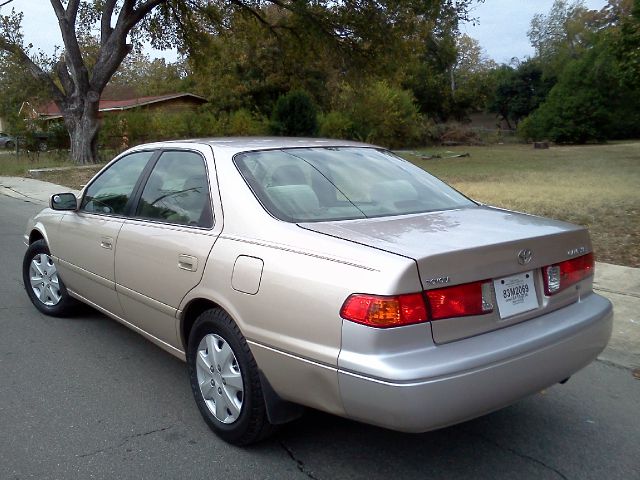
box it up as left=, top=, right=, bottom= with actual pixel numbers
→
left=52, top=150, right=156, bottom=317
left=114, top=148, right=220, bottom=349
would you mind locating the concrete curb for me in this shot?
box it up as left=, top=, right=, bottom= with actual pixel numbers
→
left=0, top=175, right=638, bottom=371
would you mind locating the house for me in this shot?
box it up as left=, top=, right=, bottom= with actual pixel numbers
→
left=18, top=92, right=208, bottom=150
left=0, top=116, right=6, bottom=132
left=19, top=92, right=207, bottom=123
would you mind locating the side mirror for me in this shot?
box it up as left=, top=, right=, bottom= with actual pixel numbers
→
left=50, top=193, right=78, bottom=211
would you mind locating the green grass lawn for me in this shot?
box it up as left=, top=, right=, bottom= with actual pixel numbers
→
left=401, top=142, right=640, bottom=267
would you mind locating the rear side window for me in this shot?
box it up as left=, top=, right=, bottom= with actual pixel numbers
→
left=234, top=147, right=474, bottom=222
left=135, top=151, right=213, bottom=228
left=81, top=151, right=153, bottom=215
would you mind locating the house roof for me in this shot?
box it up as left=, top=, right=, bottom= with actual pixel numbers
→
left=22, top=93, right=207, bottom=119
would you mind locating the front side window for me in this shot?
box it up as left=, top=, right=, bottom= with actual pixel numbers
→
left=81, top=151, right=153, bottom=215
left=135, top=151, right=212, bottom=228
left=234, top=147, right=475, bottom=222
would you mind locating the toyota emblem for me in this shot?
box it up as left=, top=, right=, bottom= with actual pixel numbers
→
left=518, top=249, right=533, bottom=265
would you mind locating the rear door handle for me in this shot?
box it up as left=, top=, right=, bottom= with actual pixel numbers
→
left=178, top=254, right=198, bottom=272
left=100, top=236, right=113, bottom=250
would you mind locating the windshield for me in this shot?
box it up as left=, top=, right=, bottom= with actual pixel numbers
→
left=234, top=147, right=475, bottom=222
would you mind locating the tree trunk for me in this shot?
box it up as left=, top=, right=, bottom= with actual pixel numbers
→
left=65, top=102, right=100, bottom=165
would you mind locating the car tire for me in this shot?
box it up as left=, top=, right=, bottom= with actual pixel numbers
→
left=187, top=308, right=275, bottom=445
left=6, top=140, right=15, bottom=149
left=22, top=239, right=77, bottom=317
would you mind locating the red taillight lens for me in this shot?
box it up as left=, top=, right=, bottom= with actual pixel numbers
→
left=543, top=253, right=594, bottom=295
left=340, top=293, right=428, bottom=328
left=426, top=281, right=493, bottom=320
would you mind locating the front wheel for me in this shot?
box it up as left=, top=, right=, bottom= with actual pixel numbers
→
left=187, top=308, right=275, bottom=445
left=22, top=239, right=77, bottom=316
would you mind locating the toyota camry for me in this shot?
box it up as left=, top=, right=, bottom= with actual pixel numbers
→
left=23, top=138, right=613, bottom=445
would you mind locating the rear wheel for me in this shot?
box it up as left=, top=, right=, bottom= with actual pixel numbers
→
left=187, top=308, right=274, bottom=445
left=6, top=140, right=15, bottom=149
left=22, top=239, right=77, bottom=316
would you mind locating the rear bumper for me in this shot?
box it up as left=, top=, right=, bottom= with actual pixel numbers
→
left=337, top=292, right=613, bottom=432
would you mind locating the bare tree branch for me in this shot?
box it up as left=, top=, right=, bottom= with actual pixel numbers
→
left=54, top=60, right=74, bottom=97
left=126, top=0, right=165, bottom=29
left=49, top=0, right=65, bottom=19
left=101, top=0, right=118, bottom=45
left=65, top=0, right=81, bottom=24
left=50, top=0, right=89, bottom=93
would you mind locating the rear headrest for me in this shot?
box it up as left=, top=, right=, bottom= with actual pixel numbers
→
left=370, top=179, right=418, bottom=206
left=265, top=184, right=320, bottom=219
left=270, top=164, right=307, bottom=186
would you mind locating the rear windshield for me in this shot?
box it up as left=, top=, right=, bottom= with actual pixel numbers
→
left=234, top=147, right=475, bottom=222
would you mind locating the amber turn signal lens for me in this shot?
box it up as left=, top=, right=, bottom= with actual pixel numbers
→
left=340, top=293, right=428, bottom=328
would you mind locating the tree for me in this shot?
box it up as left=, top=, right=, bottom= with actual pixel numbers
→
left=0, top=2, right=177, bottom=163
left=614, top=0, right=640, bottom=89
left=487, top=60, right=552, bottom=129
left=520, top=0, right=640, bottom=143
left=448, top=34, right=497, bottom=120
left=0, top=1, right=476, bottom=164
left=270, top=90, right=318, bottom=136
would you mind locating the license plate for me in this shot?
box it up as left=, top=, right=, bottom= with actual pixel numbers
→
left=493, top=271, right=538, bottom=319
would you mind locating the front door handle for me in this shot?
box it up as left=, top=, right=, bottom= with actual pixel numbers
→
left=100, top=236, right=113, bottom=250
left=178, top=254, right=198, bottom=272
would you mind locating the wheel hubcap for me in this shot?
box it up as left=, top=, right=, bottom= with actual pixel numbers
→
left=29, top=254, right=62, bottom=306
left=196, top=334, right=244, bottom=424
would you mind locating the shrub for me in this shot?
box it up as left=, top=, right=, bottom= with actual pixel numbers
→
left=225, top=109, right=269, bottom=136
left=318, top=111, right=353, bottom=139
left=333, top=81, right=423, bottom=148
left=270, top=90, right=318, bottom=136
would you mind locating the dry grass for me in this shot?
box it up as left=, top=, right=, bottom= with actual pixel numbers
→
left=36, top=166, right=104, bottom=190
left=0, top=150, right=76, bottom=176
left=402, top=142, right=640, bottom=267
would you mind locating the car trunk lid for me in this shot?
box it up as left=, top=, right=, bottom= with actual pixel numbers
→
left=300, top=206, right=593, bottom=343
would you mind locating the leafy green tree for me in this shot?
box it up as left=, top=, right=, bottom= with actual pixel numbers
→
left=487, top=61, right=553, bottom=129
left=190, top=1, right=477, bottom=124
left=519, top=32, right=640, bottom=143
left=614, top=0, right=640, bottom=89
left=449, top=34, right=497, bottom=120
left=270, top=90, right=318, bottom=136
left=109, top=51, right=191, bottom=97
left=518, top=0, right=640, bottom=143
left=528, top=0, right=594, bottom=80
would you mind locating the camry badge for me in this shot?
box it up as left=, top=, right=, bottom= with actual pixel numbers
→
left=518, top=249, right=533, bottom=265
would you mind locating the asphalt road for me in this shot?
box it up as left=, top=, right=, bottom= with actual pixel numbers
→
left=1, top=194, right=638, bottom=480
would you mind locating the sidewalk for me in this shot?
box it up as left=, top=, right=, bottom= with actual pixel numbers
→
left=0, top=176, right=80, bottom=204
left=1, top=175, right=638, bottom=370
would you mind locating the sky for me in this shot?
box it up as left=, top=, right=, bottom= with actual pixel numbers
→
left=461, top=0, right=609, bottom=64
left=2, top=0, right=610, bottom=64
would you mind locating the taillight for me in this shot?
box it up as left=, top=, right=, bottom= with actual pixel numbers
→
left=543, top=253, right=594, bottom=295
left=426, top=281, right=494, bottom=320
left=341, top=280, right=495, bottom=328
left=340, top=293, right=428, bottom=328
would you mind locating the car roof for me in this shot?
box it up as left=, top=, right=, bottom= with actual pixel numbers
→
left=132, top=137, right=376, bottom=156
